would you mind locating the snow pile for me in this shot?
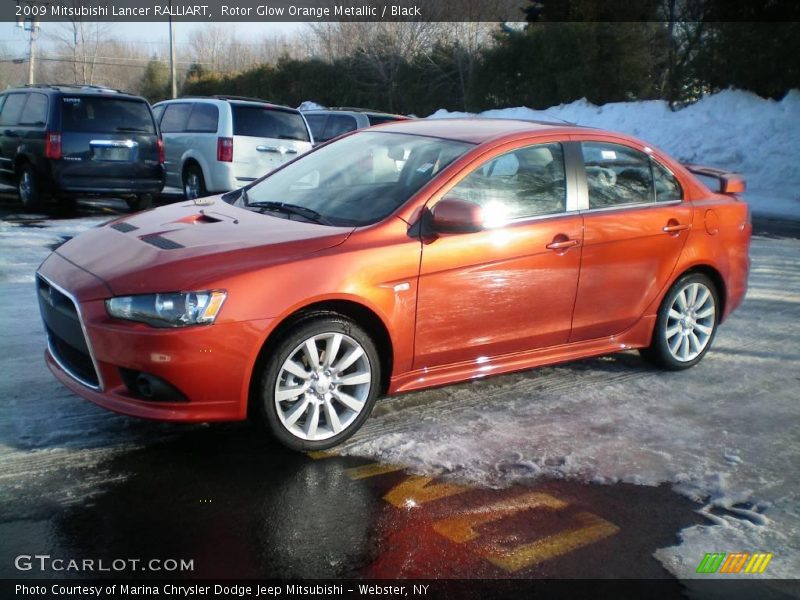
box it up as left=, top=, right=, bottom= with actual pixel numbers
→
left=429, top=89, right=800, bottom=195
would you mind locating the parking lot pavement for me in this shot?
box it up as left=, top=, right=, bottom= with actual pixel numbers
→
left=0, top=197, right=798, bottom=583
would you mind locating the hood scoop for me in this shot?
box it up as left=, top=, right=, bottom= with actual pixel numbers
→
left=110, top=222, right=139, bottom=233
left=175, top=212, right=225, bottom=225
left=140, top=234, right=184, bottom=250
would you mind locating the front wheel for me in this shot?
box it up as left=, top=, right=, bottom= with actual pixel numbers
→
left=258, top=316, right=381, bottom=451
left=640, top=273, right=719, bottom=370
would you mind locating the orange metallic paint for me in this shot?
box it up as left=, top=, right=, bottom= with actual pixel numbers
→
left=38, top=120, right=751, bottom=424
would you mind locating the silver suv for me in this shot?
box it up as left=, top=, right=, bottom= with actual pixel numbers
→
left=153, top=96, right=313, bottom=199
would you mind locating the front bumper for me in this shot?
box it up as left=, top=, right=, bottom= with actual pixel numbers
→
left=38, top=252, right=273, bottom=423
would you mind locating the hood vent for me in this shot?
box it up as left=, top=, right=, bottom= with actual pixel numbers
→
left=140, top=235, right=184, bottom=250
left=110, top=222, right=139, bottom=233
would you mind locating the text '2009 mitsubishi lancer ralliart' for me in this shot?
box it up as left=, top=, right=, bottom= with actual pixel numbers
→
left=36, top=119, right=751, bottom=451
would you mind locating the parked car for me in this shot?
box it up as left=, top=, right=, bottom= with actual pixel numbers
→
left=152, top=96, right=313, bottom=200
left=0, top=84, right=164, bottom=210
left=37, top=119, right=751, bottom=451
left=302, top=107, right=409, bottom=145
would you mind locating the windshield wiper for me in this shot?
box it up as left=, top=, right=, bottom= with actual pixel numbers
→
left=247, top=201, right=333, bottom=226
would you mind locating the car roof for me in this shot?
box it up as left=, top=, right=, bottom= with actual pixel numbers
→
left=304, top=108, right=407, bottom=119
left=372, top=118, right=590, bottom=144
left=159, top=96, right=301, bottom=113
left=6, top=84, right=142, bottom=99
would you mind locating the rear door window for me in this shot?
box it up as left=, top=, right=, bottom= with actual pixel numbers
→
left=581, top=142, right=654, bottom=209
left=322, top=114, right=358, bottom=141
left=653, top=160, right=683, bottom=202
left=0, top=93, right=28, bottom=126
left=305, top=114, right=327, bottom=141
left=186, top=103, right=218, bottom=133
left=159, top=103, right=191, bottom=133
left=18, top=93, right=48, bottom=127
left=61, top=97, right=155, bottom=133
left=232, top=105, right=310, bottom=141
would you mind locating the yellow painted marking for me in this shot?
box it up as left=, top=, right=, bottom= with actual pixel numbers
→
left=344, top=462, right=405, bottom=481
left=745, top=553, right=764, bottom=573
left=383, top=475, right=469, bottom=508
left=482, top=511, right=620, bottom=573
left=433, top=492, right=567, bottom=543
left=758, top=553, right=773, bottom=573
left=306, top=450, right=339, bottom=460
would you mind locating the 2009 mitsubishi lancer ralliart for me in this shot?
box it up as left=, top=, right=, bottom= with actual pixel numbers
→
left=37, top=119, right=751, bottom=450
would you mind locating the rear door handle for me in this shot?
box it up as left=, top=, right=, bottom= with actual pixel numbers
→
left=662, top=223, right=691, bottom=233
left=546, top=239, right=580, bottom=250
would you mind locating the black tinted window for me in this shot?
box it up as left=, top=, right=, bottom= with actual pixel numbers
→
left=160, top=103, right=191, bottom=133
left=19, top=93, right=48, bottom=126
left=305, top=114, right=327, bottom=140
left=322, top=114, right=357, bottom=141
left=186, top=103, right=218, bottom=133
left=653, top=160, right=683, bottom=202
left=0, top=94, right=27, bottom=126
left=232, top=106, right=310, bottom=141
left=61, top=97, right=155, bottom=133
left=582, top=142, right=654, bottom=209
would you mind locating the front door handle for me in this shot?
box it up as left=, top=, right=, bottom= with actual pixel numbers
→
left=546, top=238, right=580, bottom=250
left=663, top=222, right=691, bottom=233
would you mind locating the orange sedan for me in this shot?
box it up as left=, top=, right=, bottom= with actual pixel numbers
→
left=36, top=119, right=751, bottom=450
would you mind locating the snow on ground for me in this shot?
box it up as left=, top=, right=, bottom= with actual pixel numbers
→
left=428, top=89, right=800, bottom=220
left=339, top=235, right=800, bottom=579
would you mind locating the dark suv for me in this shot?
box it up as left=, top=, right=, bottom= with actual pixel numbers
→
left=0, top=84, right=164, bottom=210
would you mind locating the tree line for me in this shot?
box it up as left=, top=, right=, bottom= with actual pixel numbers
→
left=172, top=1, right=799, bottom=114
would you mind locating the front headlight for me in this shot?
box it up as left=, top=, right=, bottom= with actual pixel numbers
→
left=106, top=291, right=227, bottom=328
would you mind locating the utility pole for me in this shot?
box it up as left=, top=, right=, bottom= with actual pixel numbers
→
left=17, top=9, right=40, bottom=85
left=168, top=0, right=177, bottom=98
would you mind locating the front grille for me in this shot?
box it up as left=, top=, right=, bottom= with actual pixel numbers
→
left=37, top=275, right=100, bottom=388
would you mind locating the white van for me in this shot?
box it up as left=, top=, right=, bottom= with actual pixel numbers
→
left=153, top=96, right=313, bottom=199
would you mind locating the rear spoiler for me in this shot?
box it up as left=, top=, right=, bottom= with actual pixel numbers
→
left=683, top=164, right=746, bottom=195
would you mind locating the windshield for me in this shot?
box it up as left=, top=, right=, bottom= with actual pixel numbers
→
left=229, top=131, right=473, bottom=226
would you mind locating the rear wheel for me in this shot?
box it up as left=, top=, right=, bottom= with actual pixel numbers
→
left=126, top=194, right=153, bottom=211
left=17, top=163, right=42, bottom=208
left=258, top=315, right=381, bottom=451
left=640, top=273, right=719, bottom=370
left=183, top=164, right=207, bottom=200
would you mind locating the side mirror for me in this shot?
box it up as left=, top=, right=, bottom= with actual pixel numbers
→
left=431, top=197, right=484, bottom=233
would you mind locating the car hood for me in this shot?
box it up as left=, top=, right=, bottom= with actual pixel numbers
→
left=55, top=197, right=354, bottom=297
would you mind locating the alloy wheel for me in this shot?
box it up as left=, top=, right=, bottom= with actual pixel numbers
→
left=665, top=281, right=716, bottom=362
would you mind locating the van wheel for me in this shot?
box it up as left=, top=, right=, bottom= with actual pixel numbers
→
left=17, top=163, right=42, bottom=208
left=640, top=273, right=719, bottom=370
left=183, top=164, right=207, bottom=200
left=258, top=315, right=381, bottom=451
left=126, top=194, right=153, bottom=211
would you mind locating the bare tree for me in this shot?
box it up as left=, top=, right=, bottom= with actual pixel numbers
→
left=52, top=14, right=111, bottom=85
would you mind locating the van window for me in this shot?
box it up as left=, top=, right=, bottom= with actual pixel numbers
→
left=186, top=103, right=218, bottom=133
left=159, top=103, right=191, bottom=133
left=305, top=114, right=327, bottom=141
left=322, top=114, right=358, bottom=141
left=232, top=105, right=310, bottom=142
left=0, top=94, right=27, bottom=126
left=61, top=97, right=155, bottom=133
left=18, top=93, right=48, bottom=127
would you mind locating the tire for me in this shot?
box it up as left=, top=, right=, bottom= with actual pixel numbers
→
left=640, top=273, right=720, bottom=370
left=17, top=163, right=42, bottom=208
left=126, top=194, right=153, bottom=211
left=183, top=164, right=207, bottom=200
left=258, top=315, right=381, bottom=451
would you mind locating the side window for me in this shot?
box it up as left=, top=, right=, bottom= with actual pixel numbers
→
left=582, top=142, right=654, bottom=209
left=160, top=103, right=191, bottom=133
left=322, top=114, right=358, bottom=141
left=152, top=105, right=165, bottom=124
left=448, top=142, right=567, bottom=225
left=305, top=114, right=327, bottom=141
left=0, top=94, right=28, bottom=126
left=18, top=93, right=48, bottom=127
left=652, top=160, right=683, bottom=202
left=186, top=103, right=219, bottom=133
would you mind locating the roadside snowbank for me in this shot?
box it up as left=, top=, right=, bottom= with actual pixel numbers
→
left=428, top=89, right=800, bottom=219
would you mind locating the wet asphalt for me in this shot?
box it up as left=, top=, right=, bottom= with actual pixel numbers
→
left=0, top=191, right=797, bottom=587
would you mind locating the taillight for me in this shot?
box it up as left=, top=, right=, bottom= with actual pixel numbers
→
left=45, top=131, right=62, bottom=160
left=217, top=137, right=233, bottom=162
left=157, top=137, right=165, bottom=164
